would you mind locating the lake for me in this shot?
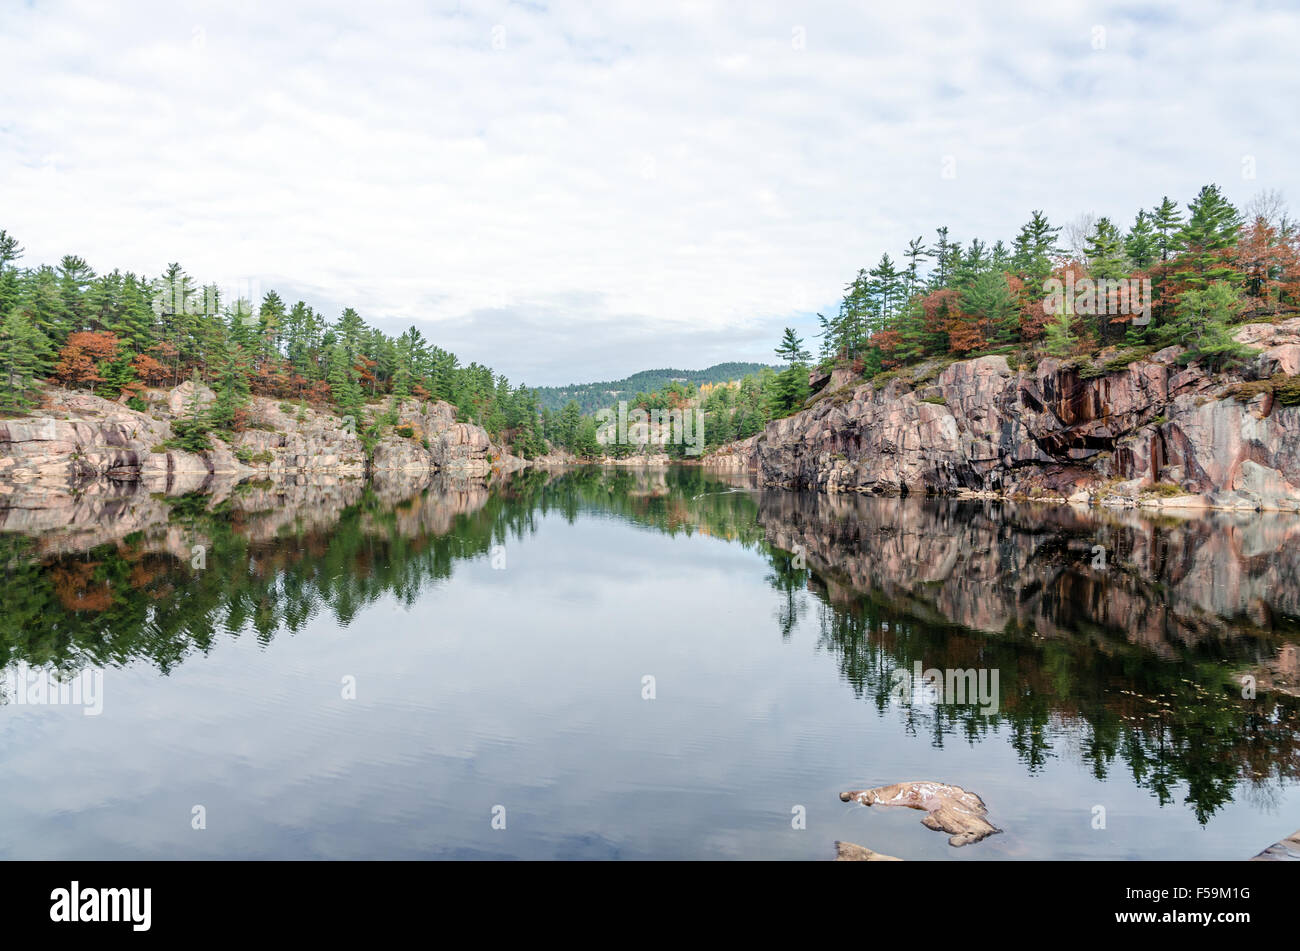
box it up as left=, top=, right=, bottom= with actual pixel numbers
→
left=1, top=466, right=1297, bottom=860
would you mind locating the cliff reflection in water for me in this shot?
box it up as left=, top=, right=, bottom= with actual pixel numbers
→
left=2, top=466, right=1298, bottom=824
left=754, top=488, right=1300, bottom=821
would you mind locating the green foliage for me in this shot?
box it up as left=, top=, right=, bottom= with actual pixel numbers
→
left=0, top=309, right=53, bottom=410
left=767, top=328, right=811, bottom=416
left=1043, top=307, right=1077, bottom=359
left=167, top=418, right=213, bottom=453
left=962, top=270, right=1019, bottom=344
left=1227, top=374, right=1300, bottom=406
left=532, top=363, right=775, bottom=414
left=1161, top=282, right=1255, bottom=369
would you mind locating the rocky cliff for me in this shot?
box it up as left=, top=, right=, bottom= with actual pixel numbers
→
left=0, top=383, right=517, bottom=499
left=707, top=318, right=1300, bottom=511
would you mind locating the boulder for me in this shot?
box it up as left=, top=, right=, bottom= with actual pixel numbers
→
left=1250, top=829, right=1300, bottom=861
left=840, top=781, right=1000, bottom=847
left=834, top=841, right=903, bottom=861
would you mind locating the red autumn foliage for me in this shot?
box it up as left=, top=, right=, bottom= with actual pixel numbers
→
left=148, top=341, right=182, bottom=385
left=251, top=358, right=292, bottom=398
left=131, top=353, right=168, bottom=385
left=306, top=380, right=332, bottom=405
left=868, top=329, right=902, bottom=360
left=53, top=331, right=120, bottom=389
left=1235, top=218, right=1300, bottom=315
left=1007, top=273, right=1046, bottom=342
left=922, top=288, right=985, bottom=354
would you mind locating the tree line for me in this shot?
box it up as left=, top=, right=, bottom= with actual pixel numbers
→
left=808, top=184, right=1297, bottom=380
left=0, top=235, right=557, bottom=456
left=740, top=184, right=1300, bottom=422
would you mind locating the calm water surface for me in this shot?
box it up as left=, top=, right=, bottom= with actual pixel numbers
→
left=1, top=467, right=1297, bottom=859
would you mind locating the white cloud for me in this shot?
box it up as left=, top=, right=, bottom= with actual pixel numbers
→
left=2, top=0, right=1297, bottom=383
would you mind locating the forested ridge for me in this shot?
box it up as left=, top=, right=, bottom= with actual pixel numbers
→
left=533, top=362, right=776, bottom=413
left=0, top=235, right=563, bottom=456
left=616, top=183, right=1300, bottom=455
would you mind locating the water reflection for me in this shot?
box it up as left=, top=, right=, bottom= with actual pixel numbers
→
left=2, top=466, right=1298, bottom=829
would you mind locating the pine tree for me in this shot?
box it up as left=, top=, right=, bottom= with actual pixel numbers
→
left=1084, top=217, right=1127, bottom=280
left=170, top=370, right=213, bottom=452
left=1043, top=307, right=1077, bottom=359
left=866, top=254, right=903, bottom=332
left=57, top=254, right=94, bottom=333
left=336, top=307, right=366, bottom=365
left=1012, top=210, right=1062, bottom=288
left=257, top=290, right=286, bottom=360
left=1160, top=282, right=1253, bottom=369
left=1174, top=184, right=1243, bottom=291
left=556, top=400, right=582, bottom=449
left=98, top=352, right=138, bottom=399
left=962, top=271, right=1018, bottom=346
left=1151, top=196, right=1184, bottom=262
left=0, top=229, right=23, bottom=325
left=770, top=328, right=810, bottom=415
left=0, top=310, right=53, bottom=410
left=902, top=236, right=929, bottom=297
left=929, top=227, right=957, bottom=289
left=208, top=341, right=250, bottom=432
left=1125, top=210, right=1158, bottom=270
left=155, top=263, right=196, bottom=384
left=326, top=342, right=362, bottom=418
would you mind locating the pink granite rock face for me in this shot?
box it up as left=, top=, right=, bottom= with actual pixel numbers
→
left=0, top=387, right=514, bottom=494
left=708, top=318, right=1300, bottom=511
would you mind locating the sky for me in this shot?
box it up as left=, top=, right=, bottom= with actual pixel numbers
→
left=2, top=0, right=1298, bottom=386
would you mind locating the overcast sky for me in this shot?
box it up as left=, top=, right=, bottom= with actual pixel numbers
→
left=2, top=1, right=1297, bottom=386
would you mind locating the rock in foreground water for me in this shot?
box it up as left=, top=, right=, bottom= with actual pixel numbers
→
left=1249, top=829, right=1300, bottom=860
left=834, top=841, right=903, bottom=861
left=840, top=781, right=1000, bottom=847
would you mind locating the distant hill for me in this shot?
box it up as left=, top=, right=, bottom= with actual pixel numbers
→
left=533, top=362, right=778, bottom=413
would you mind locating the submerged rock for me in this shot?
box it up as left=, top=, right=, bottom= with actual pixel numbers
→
left=834, top=841, right=903, bottom=861
left=840, top=781, right=1000, bottom=847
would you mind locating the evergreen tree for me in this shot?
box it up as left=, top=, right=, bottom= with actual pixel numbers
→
left=929, top=227, right=957, bottom=289
left=1160, top=282, right=1253, bottom=369
left=1174, top=184, right=1243, bottom=290
left=962, top=271, right=1019, bottom=345
left=57, top=254, right=94, bottom=333
left=98, top=351, right=138, bottom=399
left=902, top=236, right=928, bottom=297
left=1151, top=196, right=1184, bottom=262
left=1125, top=210, right=1158, bottom=270
left=556, top=400, right=582, bottom=449
left=1084, top=217, right=1127, bottom=280
left=1043, top=306, right=1077, bottom=358
left=770, top=328, right=810, bottom=415
left=0, top=310, right=53, bottom=410
left=208, top=341, right=251, bottom=432
left=1012, top=210, right=1062, bottom=288
left=326, top=342, right=363, bottom=418
left=865, top=254, right=903, bottom=331
left=0, top=229, right=24, bottom=324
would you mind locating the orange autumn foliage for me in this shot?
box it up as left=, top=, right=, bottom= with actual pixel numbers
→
left=53, top=331, right=120, bottom=389
left=131, top=352, right=168, bottom=385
